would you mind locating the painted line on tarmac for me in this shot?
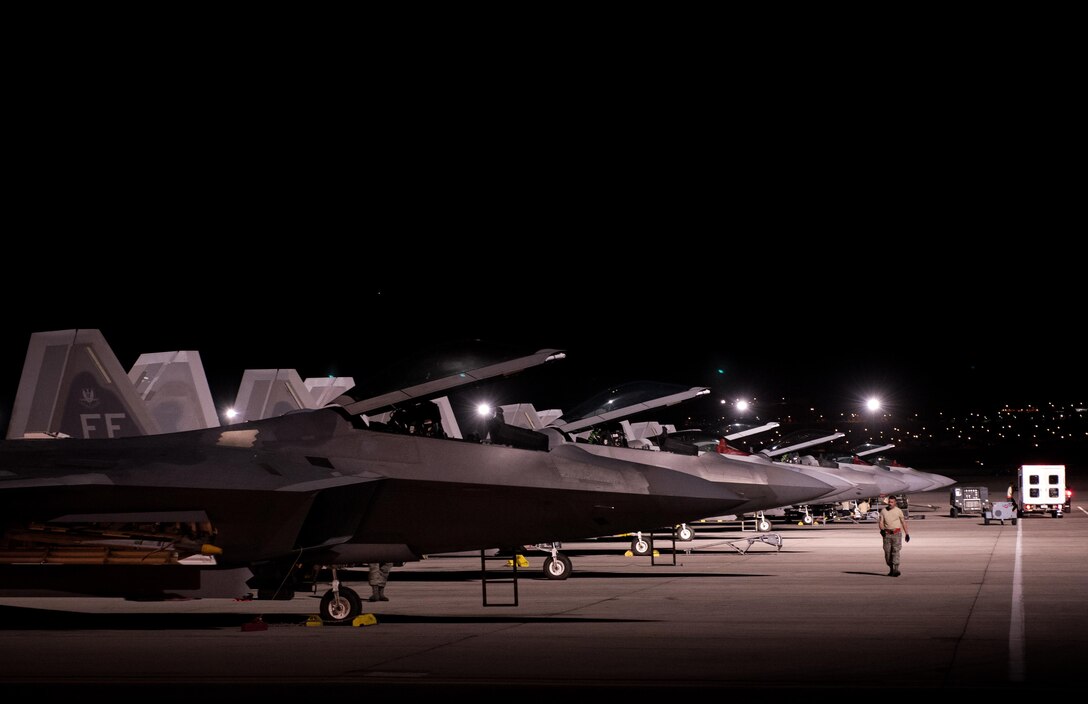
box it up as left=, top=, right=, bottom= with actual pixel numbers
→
left=1009, top=519, right=1025, bottom=682
left=1078, top=506, right=1088, bottom=516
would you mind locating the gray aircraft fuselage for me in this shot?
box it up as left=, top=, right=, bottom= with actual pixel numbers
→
left=1, top=408, right=792, bottom=596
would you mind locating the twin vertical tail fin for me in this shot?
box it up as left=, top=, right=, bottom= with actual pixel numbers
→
left=229, top=369, right=313, bottom=423
left=7, top=329, right=159, bottom=439
left=129, top=351, right=220, bottom=432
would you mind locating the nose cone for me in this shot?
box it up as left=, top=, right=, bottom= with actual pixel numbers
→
left=704, top=453, right=834, bottom=514
left=827, top=467, right=882, bottom=499
left=884, top=468, right=932, bottom=493
left=793, top=467, right=856, bottom=503
left=863, top=468, right=911, bottom=495
left=917, top=470, right=956, bottom=489
left=759, top=463, right=837, bottom=508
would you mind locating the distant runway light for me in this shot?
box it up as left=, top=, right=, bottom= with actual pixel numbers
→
left=225, top=408, right=238, bottom=420
left=720, top=399, right=727, bottom=405
left=736, top=400, right=750, bottom=412
left=476, top=403, right=492, bottom=417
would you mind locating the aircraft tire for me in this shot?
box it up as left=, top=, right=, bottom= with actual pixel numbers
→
left=631, top=538, right=652, bottom=556
left=757, top=520, right=772, bottom=533
left=802, top=514, right=814, bottom=526
left=675, top=525, right=694, bottom=541
left=949, top=507, right=958, bottom=518
left=543, top=554, right=572, bottom=580
left=320, top=586, right=361, bottom=623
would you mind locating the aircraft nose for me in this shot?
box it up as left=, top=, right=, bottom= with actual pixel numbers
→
left=763, top=464, right=835, bottom=507
left=872, top=472, right=911, bottom=495
left=889, top=471, right=931, bottom=493
left=923, top=472, right=957, bottom=490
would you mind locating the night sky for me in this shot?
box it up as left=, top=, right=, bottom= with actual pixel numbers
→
left=2, top=262, right=1082, bottom=430
left=9, top=55, right=1082, bottom=432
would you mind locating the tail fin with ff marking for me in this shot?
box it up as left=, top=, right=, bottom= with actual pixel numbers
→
left=7, top=329, right=159, bottom=439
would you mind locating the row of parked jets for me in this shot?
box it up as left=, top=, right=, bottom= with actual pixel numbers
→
left=0, top=330, right=952, bottom=623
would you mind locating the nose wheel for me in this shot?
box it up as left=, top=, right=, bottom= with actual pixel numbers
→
left=543, top=553, right=573, bottom=580
left=631, top=532, right=652, bottom=556
left=320, top=586, right=361, bottom=623
left=319, top=566, right=362, bottom=623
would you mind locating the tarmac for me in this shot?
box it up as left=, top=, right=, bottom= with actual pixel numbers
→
left=1, top=482, right=1084, bottom=700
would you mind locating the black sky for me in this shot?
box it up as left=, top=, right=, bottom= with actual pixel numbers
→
left=4, top=84, right=1083, bottom=424
left=1, top=265, right=1082, bottom=429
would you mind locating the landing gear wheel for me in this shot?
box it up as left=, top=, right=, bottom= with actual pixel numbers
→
left=675, top=525, right=694, bottom=541
left=631, top=538, right=652, bottom=556
left=757, top=519, right=772, bottom=532
left=949, top=507, right=958, bottom=518
left=320, top=586, right=361, bottom=624
left=543, top=554, right=572, bottom=580
left=802, top=514, right=814, bottom=526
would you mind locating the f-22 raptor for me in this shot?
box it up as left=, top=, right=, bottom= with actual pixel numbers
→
left=0, top=331, right=832, bottom=622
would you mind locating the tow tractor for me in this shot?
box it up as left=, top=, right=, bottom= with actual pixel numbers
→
left=949, top=486, right=987, bottom=518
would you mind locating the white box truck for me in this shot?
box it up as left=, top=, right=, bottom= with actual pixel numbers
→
left=1017, top=464, right=1069, bottom=518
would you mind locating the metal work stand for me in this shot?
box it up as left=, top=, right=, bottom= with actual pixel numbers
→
left=726, top=532, right=783, bottom=554
left=649, top=530, right=677, bottom=566
left=480, top=549, right=519, bottom=607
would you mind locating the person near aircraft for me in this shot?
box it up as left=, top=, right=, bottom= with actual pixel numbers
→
left=878, top=496, right=909, bottom=577
left=368, top=562, right=393, bottom=601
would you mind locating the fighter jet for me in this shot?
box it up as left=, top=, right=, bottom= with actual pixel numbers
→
left=485, top=383, right=836, bottom=560
left=829, top=443, right=955, bottom=492
left=1, top=334, right=829, bottom=623
left=518, top=386, right=907, bottom=535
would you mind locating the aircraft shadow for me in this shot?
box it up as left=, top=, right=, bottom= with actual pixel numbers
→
left=842, top=571, right=891, bottom=577
left=0, top=604, right=651, bottom=630
left=0, top=605, right=307, bottom=630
